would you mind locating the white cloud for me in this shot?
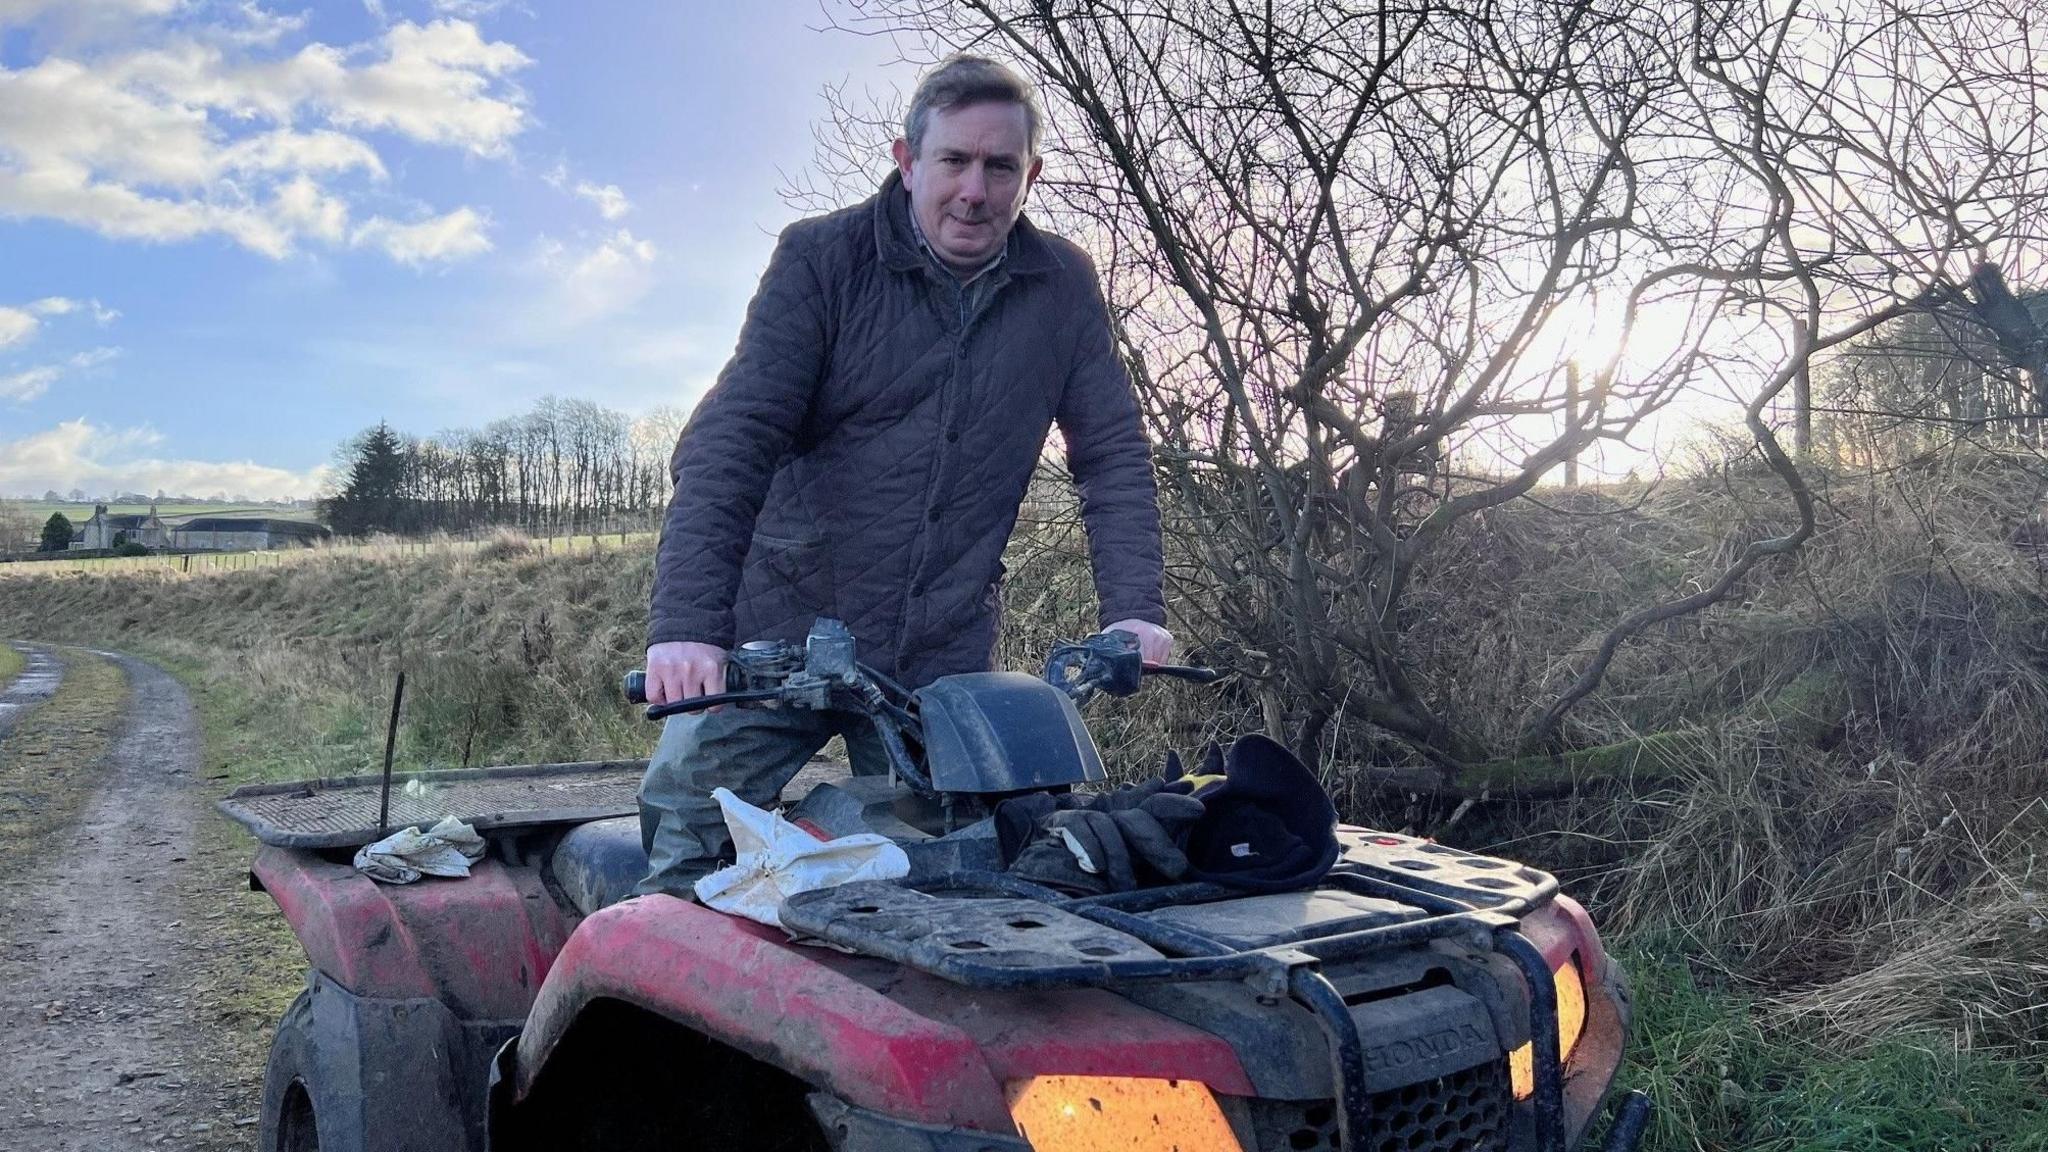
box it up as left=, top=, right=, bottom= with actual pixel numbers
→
left=0, top=344, right=120, bottom=402
left=0, top=364, right=60, bottom=400
left=273, top=175, right=350, bottom=242
left=536, top=227, right=657, bottom=326
left=0, top=296, right=118, bottom=349
left=574, top=180, right=629, bottom=220
left=0, top=307, right=38, bottom=348
left=353, top=205, right=491, bottom=265
left=0, top=418, right=328, bottom=500
left=0, top=0, right=183, bottom=34
left=0, top=14, right=530, bottom=262
left=68, top=346, right=121, bottom=370
left=431, top=0, right=513, bottom=18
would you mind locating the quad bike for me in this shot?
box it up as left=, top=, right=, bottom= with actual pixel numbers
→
left=223, top=617, right=1652, bottom=1152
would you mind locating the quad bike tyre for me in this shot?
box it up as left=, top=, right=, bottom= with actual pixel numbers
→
left=261, top=990, right=337, bottom=1152
left=258, top=971, right=487, bottom=1152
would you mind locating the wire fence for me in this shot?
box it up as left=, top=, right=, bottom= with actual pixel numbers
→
left=0, top=527, right=661, bottom=577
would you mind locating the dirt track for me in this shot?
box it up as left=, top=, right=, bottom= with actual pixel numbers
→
left=0, top=650, right=252, bottom=1151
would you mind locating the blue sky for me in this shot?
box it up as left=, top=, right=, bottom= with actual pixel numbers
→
left=0, top=0, right=922, bottom=499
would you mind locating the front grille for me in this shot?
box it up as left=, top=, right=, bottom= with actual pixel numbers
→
left=1248, top=1059, right=1511, bottom=1152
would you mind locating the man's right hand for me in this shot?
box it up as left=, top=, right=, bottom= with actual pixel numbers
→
left=645, top=641, right=729, bottom=706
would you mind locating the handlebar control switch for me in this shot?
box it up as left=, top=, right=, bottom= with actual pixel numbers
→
left=1043, top=630, right=1145, bottom=701
left=803, top=617, right=858, bottom=681
left=728, top=639, right=804, bottom=693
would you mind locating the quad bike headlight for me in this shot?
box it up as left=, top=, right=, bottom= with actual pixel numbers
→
left=1005, top=1075, right=1245, bottom=1151
left=1510, top=951, right=1588, bottom=1100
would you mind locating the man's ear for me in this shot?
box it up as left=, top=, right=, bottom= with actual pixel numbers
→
left=1024, top=154, right=1044, bottom=195
left=892, top=138, right=914, bottom=178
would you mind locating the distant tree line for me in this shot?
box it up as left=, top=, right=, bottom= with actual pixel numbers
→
left=321, top=397, right=689, bottom=538
left=1815, top=273, right=2048, bottom=465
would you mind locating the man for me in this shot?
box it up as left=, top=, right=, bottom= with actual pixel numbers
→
left=636, top=55, right=1171, bottom=898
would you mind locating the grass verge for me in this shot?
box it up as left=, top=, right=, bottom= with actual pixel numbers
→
left=1624, top=942, right=2048, bottom=1151
left=0, top=643, right=23, bottom=690
left=0, top=648, right=125, bottom=877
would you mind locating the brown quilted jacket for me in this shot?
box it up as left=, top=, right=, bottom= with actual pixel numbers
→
left=649, top=172, right=1165, bottom=686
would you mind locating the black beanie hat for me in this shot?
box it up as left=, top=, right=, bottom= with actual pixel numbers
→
left=1181, top=733, right=1340, bottom=893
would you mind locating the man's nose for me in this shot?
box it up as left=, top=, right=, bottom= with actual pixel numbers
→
left=957, top=163, right=987, bottom=203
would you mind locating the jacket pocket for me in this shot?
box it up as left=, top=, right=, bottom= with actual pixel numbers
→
left=736, top=531, right=831, bottom=640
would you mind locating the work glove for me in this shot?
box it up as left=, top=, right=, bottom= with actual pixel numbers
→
left=1008, top=791, right=1205, bottom=894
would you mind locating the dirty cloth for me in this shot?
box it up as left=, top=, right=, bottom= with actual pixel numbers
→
left=648, top=168, right=1166, bottom=688
left=693, top=787, right=909, bottom=928
left=635, top=704, right=891, bottom=899
left=353, top=816, right=486, bottom=885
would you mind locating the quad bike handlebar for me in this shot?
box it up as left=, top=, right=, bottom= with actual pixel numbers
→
left=623, top=625, right=1219, bottom=715
left=621, top=619, right=1220, bottom=797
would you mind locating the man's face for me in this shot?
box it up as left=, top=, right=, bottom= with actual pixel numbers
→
left=892, top=101, right=1042, bottom=276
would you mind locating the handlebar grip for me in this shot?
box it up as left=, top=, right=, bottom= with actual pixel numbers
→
left=623, top=670, right=648, bottom=705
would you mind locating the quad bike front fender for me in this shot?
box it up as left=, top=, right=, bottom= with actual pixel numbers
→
left=502, top=895, right=1255, bottom=1136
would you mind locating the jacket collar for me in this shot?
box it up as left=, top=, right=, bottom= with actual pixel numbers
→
left=871, top=168, right=1061, bottom=278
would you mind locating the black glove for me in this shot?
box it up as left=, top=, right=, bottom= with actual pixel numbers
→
left=1008, top=791, right=1206, bottom=894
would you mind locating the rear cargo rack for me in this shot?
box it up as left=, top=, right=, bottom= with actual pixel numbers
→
left=782, top=832, right=1573, bottom=1152
left=218, top=759, right=856, bottom=849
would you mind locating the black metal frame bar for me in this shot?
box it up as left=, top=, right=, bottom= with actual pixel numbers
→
left=907, top=869, right=1574, bottom=1151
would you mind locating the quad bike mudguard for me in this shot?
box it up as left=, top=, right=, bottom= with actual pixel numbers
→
left=495, top=894, right=1257, bottom=1134
left=250, top=843, right=577, bottom=1018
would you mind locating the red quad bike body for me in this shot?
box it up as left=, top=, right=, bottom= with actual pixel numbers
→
left=228, top=626, right=1649, bottom=1152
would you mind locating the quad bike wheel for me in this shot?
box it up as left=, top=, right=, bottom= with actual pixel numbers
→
left=261, top=990, right=345, bottom=1152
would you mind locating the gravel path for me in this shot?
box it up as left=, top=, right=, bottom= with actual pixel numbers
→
left=0, top=650, right=247, bottom=1151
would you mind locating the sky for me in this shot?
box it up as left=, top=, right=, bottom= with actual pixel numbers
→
left=0, top=0, right=924, bottom=500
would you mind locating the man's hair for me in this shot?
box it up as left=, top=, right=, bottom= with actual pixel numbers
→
left=903, top=54, right=1044, bottom=159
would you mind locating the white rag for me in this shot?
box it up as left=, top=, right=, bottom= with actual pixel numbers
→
left=693, top=787, right=910, bottom=928
left=353, top=816, right=487, bottom=884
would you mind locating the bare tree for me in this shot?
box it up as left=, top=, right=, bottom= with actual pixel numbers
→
left=807, top=1, right=2048, bottom=784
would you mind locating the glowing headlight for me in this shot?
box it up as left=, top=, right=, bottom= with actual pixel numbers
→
left=1510, top=952, right=1588, bottom=1100
left=1004, top=1075, right=1244, bottom=1151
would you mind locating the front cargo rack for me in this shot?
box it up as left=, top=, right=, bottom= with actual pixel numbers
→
left=782, top=829, right=1580, bottom=1152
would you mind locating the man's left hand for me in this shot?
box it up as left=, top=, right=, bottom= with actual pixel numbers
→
left=1106, top=618, right=1174, bottom=665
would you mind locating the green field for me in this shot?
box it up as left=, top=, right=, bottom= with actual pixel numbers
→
left=16, top=502, right=320, bottom=524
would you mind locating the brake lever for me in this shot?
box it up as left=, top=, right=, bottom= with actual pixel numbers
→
left=643, top=687, right=787, bottom=721
left=1142, top=663, right=1225, bottom=684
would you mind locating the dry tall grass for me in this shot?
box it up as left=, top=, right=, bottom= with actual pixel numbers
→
left=2, top=458, right=2045, bottom=1059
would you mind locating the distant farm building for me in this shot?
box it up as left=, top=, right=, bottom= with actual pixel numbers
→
left=72, top=505, right=169, bottom=550
left=66, top=506, right=332, bottom=552
left=170, top=517, right=332, bottom=551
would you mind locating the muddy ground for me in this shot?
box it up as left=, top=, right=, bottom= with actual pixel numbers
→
left=0, top=644, right=293, bottom=1151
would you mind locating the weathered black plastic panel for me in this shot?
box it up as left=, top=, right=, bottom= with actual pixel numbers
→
left=1143, top=888, right=1424, bottom=951
left=1350, top=984, right=1500, bottom=1091
left=808, top=1093, right=1031, bottom=1152
left=781, top=881, right=1161, bottom=978
left=913, top=672, right=1106, bottom=793
left=549, top=816, right=645, bottom=916
left=297, top=969, right=521, bottom=1152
